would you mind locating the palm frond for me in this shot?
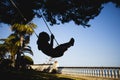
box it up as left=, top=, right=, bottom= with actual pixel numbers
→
left=22, top=55, right=34, bottom=65
left=25, top=46, right=31, bottom=49
left=11, top=23, right=37, bottom=35
left=22, top=48, right=33, bottom=56
left=0, top=39, right=6, bottom=41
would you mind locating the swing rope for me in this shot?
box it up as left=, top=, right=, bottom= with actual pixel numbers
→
left=38, top=10, right=58, bottom=63
left=9, top=0, right=39, bottom=38
left=9, top=0, right=57, bottom=63
left=9, top=0, right=26, bottom=22
left=38, top=10, right=59, bottom=46
left=10, top=0, right=59, bottom=46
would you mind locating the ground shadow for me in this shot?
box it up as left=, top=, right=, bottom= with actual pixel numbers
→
left=0, top=69, right=73, bottom=80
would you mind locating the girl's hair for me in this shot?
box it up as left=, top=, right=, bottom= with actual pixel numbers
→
left=38, top=32, right=50, bottom=42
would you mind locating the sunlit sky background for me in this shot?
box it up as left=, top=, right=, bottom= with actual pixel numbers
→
left=0, top=2, right=120, bottom=67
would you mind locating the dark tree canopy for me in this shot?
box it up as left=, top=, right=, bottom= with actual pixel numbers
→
left=0, top=0, right=120, bottom=27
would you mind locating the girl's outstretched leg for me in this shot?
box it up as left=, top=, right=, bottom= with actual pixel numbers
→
left=53, top=38, right=75, bottom=57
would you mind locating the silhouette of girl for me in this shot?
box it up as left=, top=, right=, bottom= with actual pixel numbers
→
left=37, top=32, right=74, bottom=58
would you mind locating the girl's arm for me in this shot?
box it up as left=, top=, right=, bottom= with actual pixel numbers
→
left=50, top=34, right=54, bottom=47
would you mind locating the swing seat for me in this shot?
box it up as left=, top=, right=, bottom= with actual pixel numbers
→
left=44, top=51, right=64, bottom=58
left=38, top=44, right=64, bottom=58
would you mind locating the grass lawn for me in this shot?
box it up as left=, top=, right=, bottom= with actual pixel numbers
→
left=0, top=69, right=77, bottom=80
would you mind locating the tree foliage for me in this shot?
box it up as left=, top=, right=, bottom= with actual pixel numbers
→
left=0, top=0, right=120, bottom=27
left=0, top=33, right=34, bottom=68
left=0, top=23, right=36, bottom=68
left=11, top=23, right=37, bottom=35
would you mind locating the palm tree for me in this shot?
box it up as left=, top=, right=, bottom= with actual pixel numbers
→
left=0, top=38, right=16, bottom=68
left=0, top=23, right=36, bottom=68
left=0, top=39, right=8, bottom=60
left=10, top=23, right=37, bottom=68
left=0, top=33, right=34, bottom=68
left=11, top=23, right=37, bottom=47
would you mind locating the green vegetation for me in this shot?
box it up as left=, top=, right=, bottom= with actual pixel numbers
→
left=0, top=69, right=74, bottom=80
left=0, top=23, right=36, bottom=69
left=1, top=0, right=120, bottom=26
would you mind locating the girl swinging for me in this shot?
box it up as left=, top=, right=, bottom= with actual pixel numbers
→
left=37, top=32, right=75, bottom=58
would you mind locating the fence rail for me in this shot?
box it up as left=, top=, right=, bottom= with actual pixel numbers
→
left=58, top=67, right=120, bottom=79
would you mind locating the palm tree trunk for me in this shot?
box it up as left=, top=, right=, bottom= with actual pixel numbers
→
left=11, top=54, right=15, bottom=67
left=16, top=35, right=24, bottom=69
left=20, top=35, right=24, bottom=47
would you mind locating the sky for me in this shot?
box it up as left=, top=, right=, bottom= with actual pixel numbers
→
left=0, top=2, right=120, bottom=67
